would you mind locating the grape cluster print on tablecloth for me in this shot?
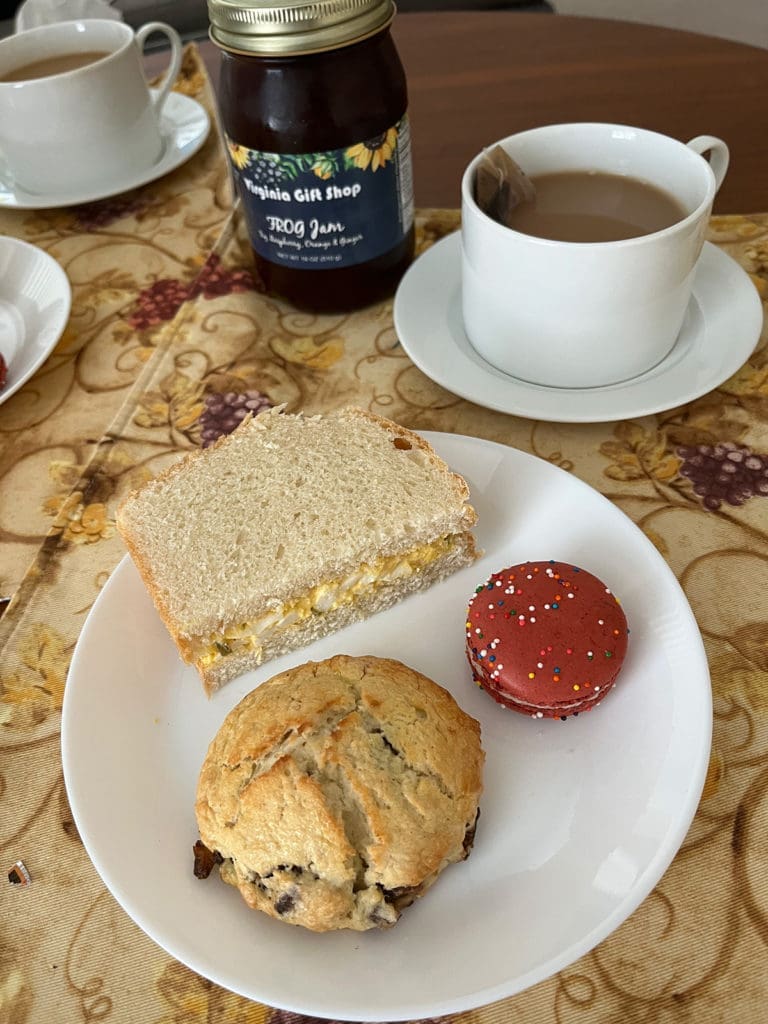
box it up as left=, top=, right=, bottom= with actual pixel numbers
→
left=127, top=254, right=258, bottom=331
left=677, top=442, right=768, bottom=510
left=198, top=391, right=274, bottom=447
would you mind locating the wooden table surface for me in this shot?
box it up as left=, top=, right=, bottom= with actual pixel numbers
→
left=153, top=11, right=768, bottom=214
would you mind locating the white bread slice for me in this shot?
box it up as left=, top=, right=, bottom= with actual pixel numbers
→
left=116, top=406, right=479, bottom=694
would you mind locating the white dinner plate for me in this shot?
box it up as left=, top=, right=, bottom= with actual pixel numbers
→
left=0, top=91, right=210, bottom=210
left=393, top=232, right=763, bottom=423
left=62, top=433, right=711, bottom=1021
left=0, top=237, right=71, bottom=404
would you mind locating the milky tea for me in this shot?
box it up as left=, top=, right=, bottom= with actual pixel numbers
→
left=507, top=170, right=688, bottom=243
left=0, top=51, right=110, bottom=82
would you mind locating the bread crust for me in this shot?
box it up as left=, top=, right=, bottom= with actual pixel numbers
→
left=346, top=405, right=472, bottom=509
left=195, top=654, right=484, bottom=931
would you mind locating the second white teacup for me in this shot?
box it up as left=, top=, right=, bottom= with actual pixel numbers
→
left=0, top=18, right=183, bottom=196
left=461, top=123, right=729, bottom=389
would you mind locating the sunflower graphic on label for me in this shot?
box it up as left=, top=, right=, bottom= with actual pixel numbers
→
left=226, top=117, right=413, bottom=270
left=345, top=127, right=399, bottom=172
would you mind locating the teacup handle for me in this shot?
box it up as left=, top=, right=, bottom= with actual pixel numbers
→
left=686, top=135, right=729, bottom=193
left=135, top=21, right=183, bottom=117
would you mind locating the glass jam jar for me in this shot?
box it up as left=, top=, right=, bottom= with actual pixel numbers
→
left=209, top=0, right=415, bottom=313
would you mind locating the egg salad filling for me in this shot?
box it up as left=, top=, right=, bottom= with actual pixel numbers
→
left=193, top=536, right=457, bottom=668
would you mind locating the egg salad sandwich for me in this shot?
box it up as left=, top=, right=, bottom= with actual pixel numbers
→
left=116, top=406, right=479, bottom=694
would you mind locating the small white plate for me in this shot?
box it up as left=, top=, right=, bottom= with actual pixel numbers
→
left=62, top=433, right=711, bottom=1022
left=0, top=91, right=210, bottom=210
left=0, top=237, right=71, bottom=404
left=394, top=233, right=763, bottom=423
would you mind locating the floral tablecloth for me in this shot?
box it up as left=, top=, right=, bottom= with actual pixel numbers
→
left=2, top=43, right=768, bottom=1024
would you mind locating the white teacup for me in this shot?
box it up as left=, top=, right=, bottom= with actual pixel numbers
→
left=461, top=123, right=729, bottom=389
left=0, top=19, right=182, bottom=196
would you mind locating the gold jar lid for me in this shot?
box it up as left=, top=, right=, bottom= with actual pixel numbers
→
left=208, top=0, right=396, bottom=56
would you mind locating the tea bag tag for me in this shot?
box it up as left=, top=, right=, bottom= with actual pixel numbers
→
left=474, top=144, right=536, bottom=226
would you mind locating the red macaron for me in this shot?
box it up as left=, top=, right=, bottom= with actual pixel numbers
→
left=465, top=560, right=629, bottom=719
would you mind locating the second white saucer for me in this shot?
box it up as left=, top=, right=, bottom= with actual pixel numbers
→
left=393, top=232, right=763, bottom=423
left=0, top=90, right=210, bottom=211
left=0, top=237, right=71, bottom=404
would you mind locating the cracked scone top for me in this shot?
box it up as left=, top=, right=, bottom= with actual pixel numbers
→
left=195, top=654, right=484, bottom=931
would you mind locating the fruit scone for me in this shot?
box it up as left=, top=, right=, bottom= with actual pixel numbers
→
left=194, top=654, right=485, bottom=931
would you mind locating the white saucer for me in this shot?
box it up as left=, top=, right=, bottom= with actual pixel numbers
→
left=0, top=91, right=210, bottom=210
left=0, top=237, right=71, bottom=404
left=393, top=232, right=763, bottom=423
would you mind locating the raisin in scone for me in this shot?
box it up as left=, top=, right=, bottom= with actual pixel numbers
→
left=195, top=654, right=484, bottom=932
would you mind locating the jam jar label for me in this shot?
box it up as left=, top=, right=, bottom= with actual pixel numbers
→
left=226, top=117, right=414, bottom=270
